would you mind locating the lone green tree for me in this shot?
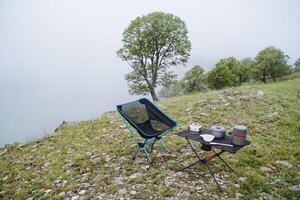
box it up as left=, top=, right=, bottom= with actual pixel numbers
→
left=181, top=65, right=207, bottom=93
left=117, top=12, right=191, bottom=101
left=253, top=46, right=290, bottom=83
left=206, top=64, right=236, bottom=89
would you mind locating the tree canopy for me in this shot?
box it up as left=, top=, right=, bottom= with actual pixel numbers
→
left=206, top=63, right=236, bottom=89
left=253, top=46, right=290, bottom=82
left=117, top=12, right=191, bottom=101
left=180, top=65, right=207, bottom=93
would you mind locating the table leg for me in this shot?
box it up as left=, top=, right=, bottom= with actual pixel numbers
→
left=205, top=162, right=222, bottom=191
left=218, top=155, right=237, bottom=175
left=179, top=160, right=201, bottom=171
left=186, top=138, right=202, bottom=161
left=212, top=148, right=237, bottom=175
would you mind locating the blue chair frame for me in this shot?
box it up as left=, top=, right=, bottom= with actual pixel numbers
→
left=116, top=98, right=177, bottom=163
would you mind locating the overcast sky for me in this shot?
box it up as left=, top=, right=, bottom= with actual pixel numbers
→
left=0, top=0, right=299, bottom=144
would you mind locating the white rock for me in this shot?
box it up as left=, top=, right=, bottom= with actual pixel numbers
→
left=257, top=90, right=264, bottom=98
left=85, top=152, right=92, bottom=158
left=44, top=189, right=52, bottom=195
left=2, top=176, right=8, bottom=181
left=62, top=180, right=68, bottom=187
left=275, top=160, right=293, bottom=168
left=130, top=190, right=137, bottom=195
left=260, top=166, right=272, bottom=173
left=79, top=190, right=86, bottom=195
left=289, top=184, right=300, bottom=191
left=118, top=188, right=127, bottom=195
left=129, top=173, right=141, bottom=179
left=236, top=192, right=243, bottom=198
left=71, top=195, right=79, bottom=200
left=58, top=192, right=66, bottom=197
left=105, top=155, right=110, bottom=162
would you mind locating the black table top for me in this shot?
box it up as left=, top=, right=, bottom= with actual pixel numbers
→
left=178, top=129, right=251, bottom=153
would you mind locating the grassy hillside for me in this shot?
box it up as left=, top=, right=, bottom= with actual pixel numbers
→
left=1, top=78, right=299, bottom=199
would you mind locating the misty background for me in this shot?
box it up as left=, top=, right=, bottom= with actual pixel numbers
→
left=1, top=0, right=299, bottom=146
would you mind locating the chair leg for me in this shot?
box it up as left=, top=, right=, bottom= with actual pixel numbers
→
left=143, top=147, right=153, bottom=163
left=151, top=138, right=157, bottom=152
left=159, top=138, right=169, bottom=152
left=132, top=146, right=140, bottom=160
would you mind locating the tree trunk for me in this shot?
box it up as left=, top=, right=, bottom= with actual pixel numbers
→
left=149, top=85, right=158, bottom=102
left=262, top=70, right=267, bottom=83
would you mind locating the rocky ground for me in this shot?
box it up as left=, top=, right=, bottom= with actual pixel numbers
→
left=0, top=78, right=299, bottom=199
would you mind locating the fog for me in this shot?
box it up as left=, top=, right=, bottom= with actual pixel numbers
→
left=0, top=0, right=299, bottom=146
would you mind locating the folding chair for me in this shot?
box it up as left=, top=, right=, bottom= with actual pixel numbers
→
left=116, top=98, right=177, bottom=163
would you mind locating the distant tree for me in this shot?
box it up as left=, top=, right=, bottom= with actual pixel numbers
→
left=253, top=46, right=290, bottom=83
left=239, top=57, right=253, bottom=83
left=213, top=57, right=251, bottom=85
left=206, top=64, right=236, bottom=89
left=180, top=65, right=207, bottom=93
left=294, top=58, right=300, bottom=72
left=158, top=81, right=183, bottom=98
left=117, top=12, right=191, bottom=101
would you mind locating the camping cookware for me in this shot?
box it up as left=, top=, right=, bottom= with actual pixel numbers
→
left=200, top=134, right=215, bottom=142
left=189, top=123, right=203, bottom=132
left=210, top=125, right=226, bottom=139
left=232, top=125, right=247, bottom=146
left=210, top=142, right=233, bottom=147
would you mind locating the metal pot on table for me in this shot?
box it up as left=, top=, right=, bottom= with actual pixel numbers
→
left=210, top=125, right=226, bottom=139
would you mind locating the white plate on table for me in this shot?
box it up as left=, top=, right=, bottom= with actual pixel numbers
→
left=200, top=134, right=215, bottom=142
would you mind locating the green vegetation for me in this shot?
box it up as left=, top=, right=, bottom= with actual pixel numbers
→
left=294, top=58, right=300, bottom=72
left=117, top=12, right=191, bottom=101
left=253, top=46, right=290, bottom=83
left=1, top=77, right=299, bottom=199
left=160, top=46, right=295, bottom=98
left=180, top=65, right=207, bottom=93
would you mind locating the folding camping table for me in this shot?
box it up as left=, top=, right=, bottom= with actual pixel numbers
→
left=178, top=129, right=251, bottom=191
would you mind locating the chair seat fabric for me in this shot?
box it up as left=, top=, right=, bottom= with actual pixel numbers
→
left=117, top=98, right=177, bottom=139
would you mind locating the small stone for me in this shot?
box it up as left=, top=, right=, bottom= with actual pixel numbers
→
left=118, top=125, right=126, bottom=129
left=129, top=173, right=141, bottom=179
left=199, top=113, right=208, bottom=117
left=130, top=190, right=137, bottom=195
left=257, top=90, right=264, bottom=99
left=93, top=158, right=101, bottom=165
left=234, top=184, right=240, bottom=188
left=289, top=184, right=300, bottom=191
left=275, top=160, right=293, bottom=168
left=79, top=190, right=86, bottom=195
left=44, top=189, right=52, bottom=195
left=105, top=155, right=110, bottom=162
left=236, top=192, right=243, bottom=198
left=52, top=179, right=61, bottom=187
left=260, top=166, right=272, bottom=173
left=85, top=152, right=93, bottom=158
left=238, top=177, right=246, bottom=182
left=67, top=191, right=75, bottom=197
left=118, top=188, right=127, bottom=195
left=58, top=192, right=66, bottom=197
left=26, top=197, right=34, bottom=200
left=71, top=195, right=79, bottom=200
left=141, top=165, right=150, bottom=170
left=2, top=176, right=8, bottom=181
